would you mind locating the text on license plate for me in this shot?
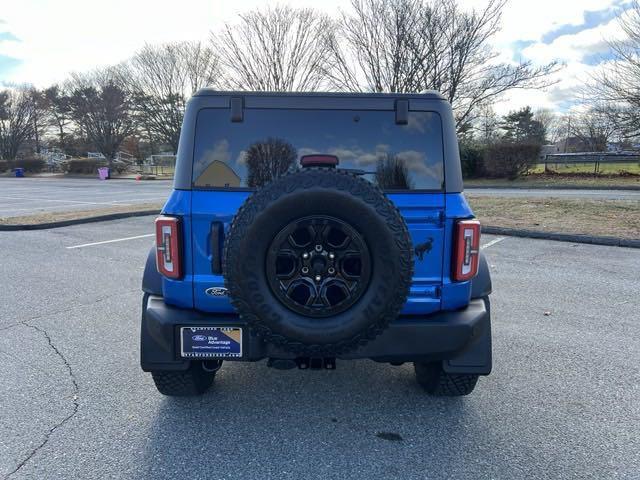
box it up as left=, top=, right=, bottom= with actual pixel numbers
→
left=180, top=327, right=242, bottom=358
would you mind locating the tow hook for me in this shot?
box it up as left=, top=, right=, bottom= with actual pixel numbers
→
left=267, top=357, right=336, bottom=370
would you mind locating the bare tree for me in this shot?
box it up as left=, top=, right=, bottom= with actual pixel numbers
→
left=588, top=1, right=640, bottom=139
left=569, top=107, right=618, bottom=152
left=245, top=137, right=297, bottom=187
left=66, top=69, right=136, bottom=166
left=26, top=88, right=49, bottom=154
left=375, top=154, right=413, bottom=189
left=43, top=85, right=72, bottom=151
left=328, top=0, right=559, bottom=130
left=534, top=108, right=562, bottom=144
left=215, top=5, right=334, bottom=91
left=475, top=104, right=500, bottom=145
left=0, top=87, right=36, bottom=160
left=121, top=41, right=220, bottom=152
left=326, top=0, right=425, bottom=93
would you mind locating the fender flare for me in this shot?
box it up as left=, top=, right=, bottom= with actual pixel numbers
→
left=470, top=251, right=492, bottom=299
left=142, top=245, right=163, bottom=296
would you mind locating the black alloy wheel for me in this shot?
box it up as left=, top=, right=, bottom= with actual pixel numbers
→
left=266, top=215, right=371, bottom=317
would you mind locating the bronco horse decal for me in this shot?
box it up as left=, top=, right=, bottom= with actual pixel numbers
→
left=414, top=238, right=433, bottom=261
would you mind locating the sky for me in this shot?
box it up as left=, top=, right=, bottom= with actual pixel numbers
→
left=0, top=0, right=635, bottom=114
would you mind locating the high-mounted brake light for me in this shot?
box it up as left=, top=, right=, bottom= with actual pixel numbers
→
left=155, top=216, right=183, bottom=279
left=453, top=219, right=480, bottom=282
left=300, top=154, right=339, bottom=168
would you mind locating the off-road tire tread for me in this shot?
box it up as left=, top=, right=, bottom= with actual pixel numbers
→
left=151, top=366, right=215, bottom=396
left=223, top=168, right=413, bottom=356
left=414, top=362, right=479, bottom=396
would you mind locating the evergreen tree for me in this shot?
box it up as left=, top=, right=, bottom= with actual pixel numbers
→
left=501, top=106, right=546, bottom=144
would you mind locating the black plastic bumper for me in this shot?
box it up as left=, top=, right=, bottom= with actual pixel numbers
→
left=140, top=295, right=492, bottom=375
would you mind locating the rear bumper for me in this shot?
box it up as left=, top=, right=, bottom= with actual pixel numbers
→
left=140, top=295, right=492, bottom=375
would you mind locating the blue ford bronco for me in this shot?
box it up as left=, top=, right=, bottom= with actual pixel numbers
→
left=141, top=90, right=492, bottom=397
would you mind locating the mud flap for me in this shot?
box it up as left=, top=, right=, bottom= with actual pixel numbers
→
left=442, top=297, right=492, bottom=375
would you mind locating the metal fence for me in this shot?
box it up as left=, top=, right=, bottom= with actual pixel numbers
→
left=142, top=154, right=176, bottom=176
left=543, top=152, right=640, bottom=174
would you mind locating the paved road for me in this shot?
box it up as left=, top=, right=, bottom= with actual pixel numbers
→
left=1, top=218, right=639, bottom=479
left=466, top=187, right=640, bottom=200
left=0, top=178, right=172, bottom=218
left=0, top=177, right=638, bottom=221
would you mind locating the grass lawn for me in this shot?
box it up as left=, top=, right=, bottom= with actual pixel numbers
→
left=465, top=174, right=640, bottom=189
left=530, top=162, right=640, bottom=175
left=468, top=195, right=640, bottom=240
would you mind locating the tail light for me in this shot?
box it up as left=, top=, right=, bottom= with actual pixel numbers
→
left=155, top=216, right=183, bottom=279
left=453, top=219, right=480, bottom=281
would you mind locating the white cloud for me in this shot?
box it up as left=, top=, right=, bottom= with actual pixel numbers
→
left=0, top=0, right=628, bottom=115
left=489, top=0, right=620, bottom=45
left=0, top=0, right=221, bottom=85
left=194, top=139, right=231, bottom=178
left=521, top=17, right=625, bottom=64
left=493, top=61, right=603, bottom=115
left=493, top=12, right=628, bottom=114
left=0, top=0, right=347, bottom=86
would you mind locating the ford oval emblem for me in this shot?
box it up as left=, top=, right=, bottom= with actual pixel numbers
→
left=206, top=287, right=228, bottom=297
left=192, top=334, right=208, bottom=341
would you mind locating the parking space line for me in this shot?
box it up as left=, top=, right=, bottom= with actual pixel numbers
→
left=0, top=195, right=133, bottom=206
left=108, top=197, right=167, bottom=203
left=481, top=237, right=505, bottom=250
left=66, top=234, right=155, bottom=249
left=0, top=205, right=109, bottom=214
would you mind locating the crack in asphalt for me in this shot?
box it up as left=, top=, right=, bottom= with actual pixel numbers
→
left=4, top=322, right=80, bottom=479
left=1, top=290, right=138, bottom=478
left=0, top=288, right=137, bottom=339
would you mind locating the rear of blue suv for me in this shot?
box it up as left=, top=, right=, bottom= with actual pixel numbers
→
left=141, top=91, right=492, bottom=397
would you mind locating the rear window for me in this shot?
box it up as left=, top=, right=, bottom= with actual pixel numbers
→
left=193, top=108, right=444, bottom=191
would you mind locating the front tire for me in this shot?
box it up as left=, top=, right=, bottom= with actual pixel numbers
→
left=414, top=362, right=479, bottom=396
left=151, top=362, right=217, bottom=396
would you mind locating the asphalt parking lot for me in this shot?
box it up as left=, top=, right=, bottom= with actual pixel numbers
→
left=1, top=217, right=639, bottom=479
left=0, top=178, right=172, bottom=218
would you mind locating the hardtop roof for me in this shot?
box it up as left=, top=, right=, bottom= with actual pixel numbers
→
left=193, top=89, right=446, bottom=101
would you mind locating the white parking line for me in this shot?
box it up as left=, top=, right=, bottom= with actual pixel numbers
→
left=0, top=195, right=132, bottom=206
left=0, top=205, right=106, bottom=214
left=481, top=237, right=505, bottom=250
left=66, top=234, right=154, bottom=249
left=109, top=197, right=167, bottom=203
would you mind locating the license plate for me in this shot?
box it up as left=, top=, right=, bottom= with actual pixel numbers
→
left=180, top=327, right=242, bottom=358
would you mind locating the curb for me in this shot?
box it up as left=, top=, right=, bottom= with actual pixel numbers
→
left=2, top=210, right=638, bottom=249
left=0, top=209, right=159, bottom=231
left=0, top=174, right=174, bottom=181
left=465, top=184, right=640, bottom=191
left=57, top=175, right=174, bottom=181
left=482, top=225, right=640, bottom=249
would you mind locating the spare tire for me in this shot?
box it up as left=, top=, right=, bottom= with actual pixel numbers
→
left=223, top=168, right=413, bottom=356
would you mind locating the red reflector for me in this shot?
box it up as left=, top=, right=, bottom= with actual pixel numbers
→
left=453, top=219, right=480, bottom=282
left=155, top=216, right=183, bottom=279
left=300, top=154, right=339, bottom=168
